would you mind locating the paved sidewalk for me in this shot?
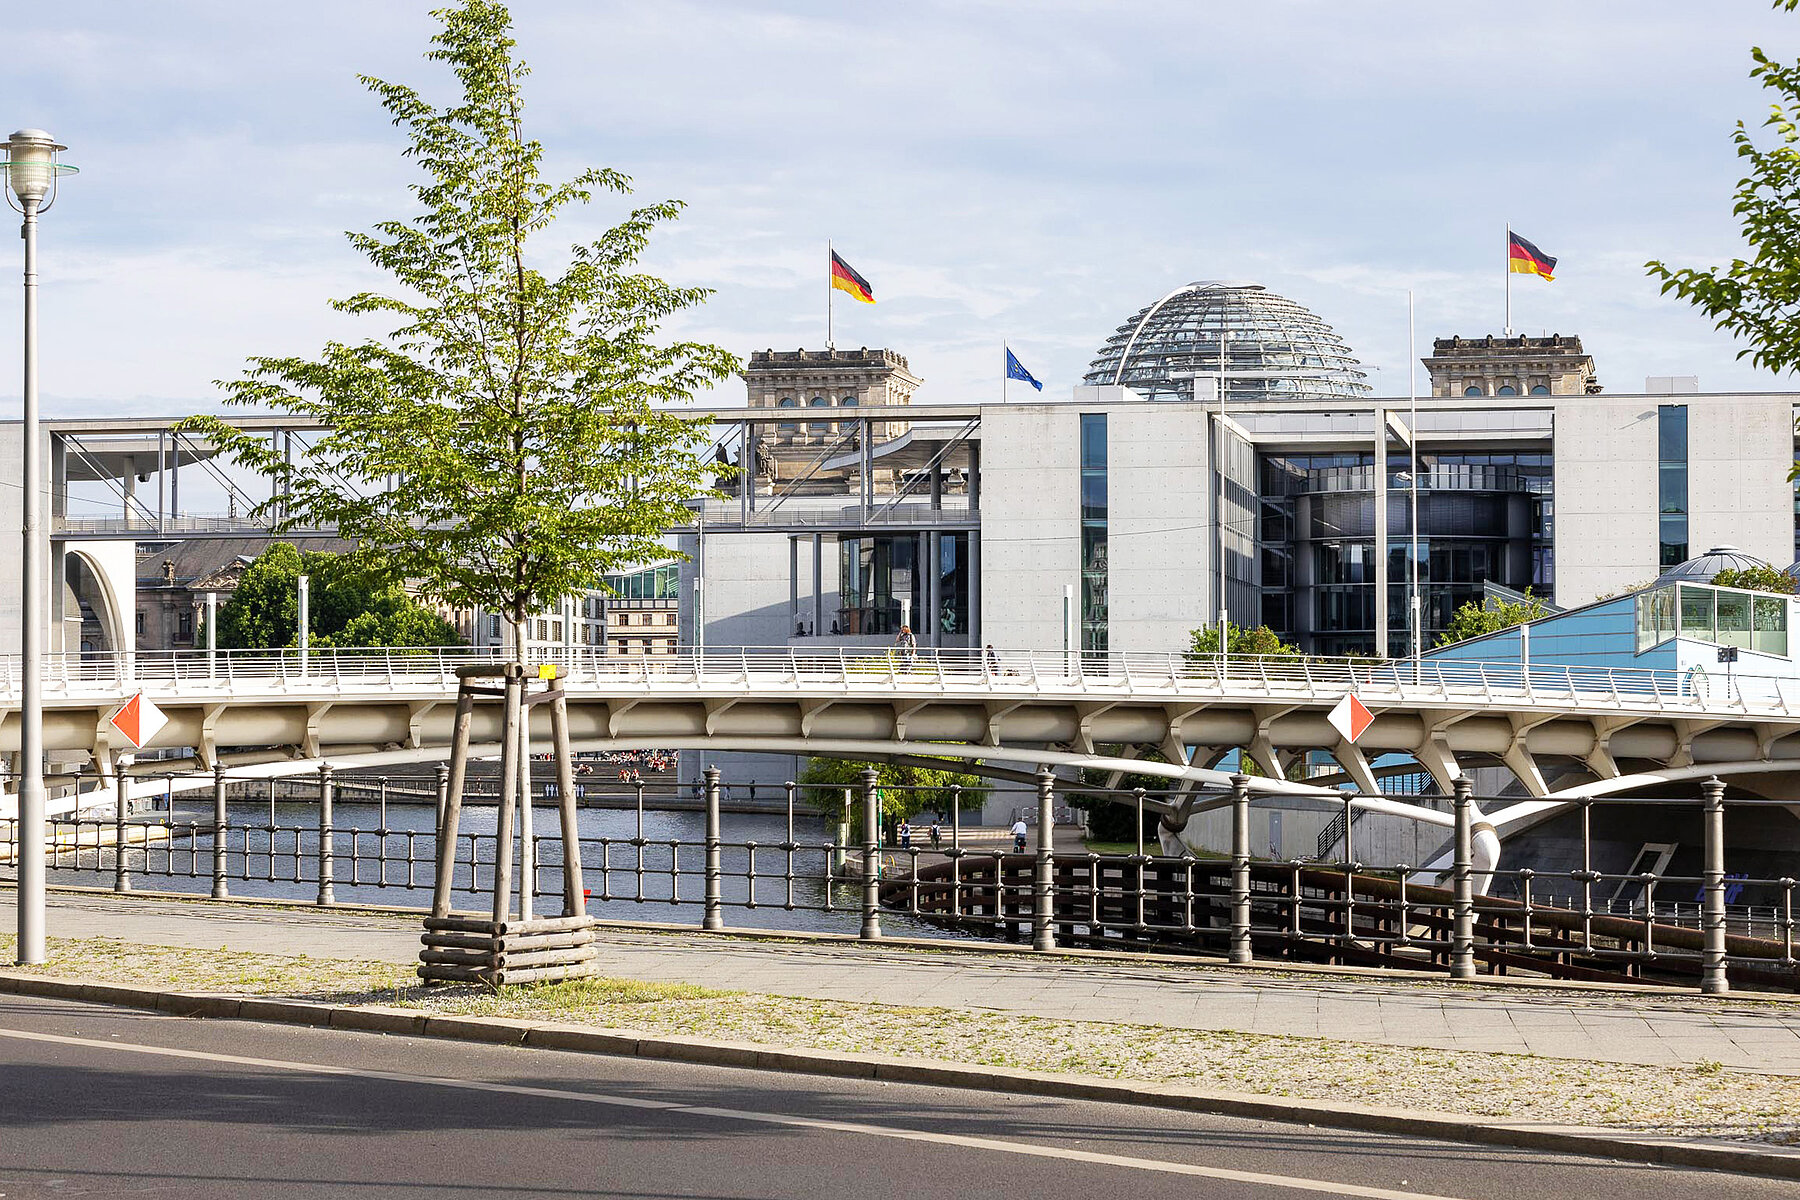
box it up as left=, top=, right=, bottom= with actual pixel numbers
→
left=8, top=889, right=1800, bottom=1074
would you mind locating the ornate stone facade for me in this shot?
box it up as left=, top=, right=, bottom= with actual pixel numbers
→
left=1423, top=334, right=1600, bottom=398
left=739, top=347, right=920, bottom=492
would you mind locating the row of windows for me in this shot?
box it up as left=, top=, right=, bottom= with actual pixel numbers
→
left=774, top=395, right=860, bottom=408
left=1461, top=383, right=1552, bottom=396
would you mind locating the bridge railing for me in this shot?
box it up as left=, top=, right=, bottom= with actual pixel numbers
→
left=1, top=644, right=1796, bottom=715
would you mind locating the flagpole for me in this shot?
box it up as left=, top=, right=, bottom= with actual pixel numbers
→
left=827, top=239, right=834, bottom=350
left=1504, top=222, right=1512, bottom=336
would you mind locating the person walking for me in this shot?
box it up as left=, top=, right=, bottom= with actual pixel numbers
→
left=895, top=624, right=918, bottom=667
left=898, top=818, right=913, bottom=850
left=928, top=816, right=942, bottom=850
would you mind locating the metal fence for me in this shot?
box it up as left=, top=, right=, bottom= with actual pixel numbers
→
left=3, top=767, right=1793, bottom=993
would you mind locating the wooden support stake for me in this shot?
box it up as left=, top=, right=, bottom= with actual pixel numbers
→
left=549, top=689, right=584, bottom=917
left=432, top=686, right=477, bottom=918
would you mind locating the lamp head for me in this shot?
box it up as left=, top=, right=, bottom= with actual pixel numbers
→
left=4, top=129, right=75, bottom=211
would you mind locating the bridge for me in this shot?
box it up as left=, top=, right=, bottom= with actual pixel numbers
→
left=6, top=646, right=1800, bottom=863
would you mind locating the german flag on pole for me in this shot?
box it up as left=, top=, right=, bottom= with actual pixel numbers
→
left=830, top=250, right=875, bottom=304
left=1508, top=232, right=1556, bottom=281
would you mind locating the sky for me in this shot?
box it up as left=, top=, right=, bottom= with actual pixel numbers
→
left=5, top=0, right=1800, bottom=418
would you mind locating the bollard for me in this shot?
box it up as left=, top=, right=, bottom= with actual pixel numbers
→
left=113, top=768, right=131, bottom=893
left=1702, top=776, right=1730, bottom=995
left=1450, top=776, right=1475, bottom=979
left=316, top=763, right=335, bottom=906
left=434, top=763, right=450, bottom=839
left=211, top=763, right=228, bottom=899
left=703, top=766, right=724, bottom=931
left=1229, top=772, right=1252, bottom=964
left=859, top=767, right=881, bottom=940
left=1032, top=769, right=1056, bottom=951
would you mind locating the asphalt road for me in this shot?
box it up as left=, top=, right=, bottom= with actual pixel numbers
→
left=0, top=995, right=1790, bottom=1200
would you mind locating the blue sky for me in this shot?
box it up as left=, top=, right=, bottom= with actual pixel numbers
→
left=5, top=0, right=1799, bottom=416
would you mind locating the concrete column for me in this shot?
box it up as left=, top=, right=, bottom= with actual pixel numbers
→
left=703, top=765, right=724, bottom=931
left=927, top=531, right=941, bottom=648
left=1702, top=776, right=1729, bottom=995
left=789, top=536, right=799, bottom=637
left=1032, top=769, right=1056, bottom=952
left=812, top=533, right=824, bottom=637
left=1229, top=772, right=1252, bottom=964
left=113, top=767, right=131, bottom=893
left=968, top=533, right=981, bottom=646
left=211, top=763, right=228, bottom=899
left=1450, top=776, right=1475, bottom=979
left=860, top=767, right=881, bottom=940
left=316, top=764, right=334, bottom=906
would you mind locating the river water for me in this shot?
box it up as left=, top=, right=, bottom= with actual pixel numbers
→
left=41, top=800, right=971, bottom=941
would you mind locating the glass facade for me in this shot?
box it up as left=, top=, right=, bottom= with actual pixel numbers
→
left=1659, top=404, right=1689, bottom=567
left=1636, top=582, right=1788, bottom=656
left=1080, top=413, right=1108, bottom=652
left=602, top=563, right=680, bottom=599
left=837, top=533, right=969, bottom=637
left=1257, top=450, right=1551, bottom=656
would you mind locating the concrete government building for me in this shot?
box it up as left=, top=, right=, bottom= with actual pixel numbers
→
left=682, top=280, right=1798, bottom=669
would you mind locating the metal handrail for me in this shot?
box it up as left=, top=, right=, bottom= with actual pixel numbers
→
left=0, top=645, right=1794, bottom=719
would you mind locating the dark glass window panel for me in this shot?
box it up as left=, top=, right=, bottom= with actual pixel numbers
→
left=1659, top=463, right=1687, bottom=514
left=1081, top=472, right=1107, bottom=520
left=1658, top=405, right=1688, bottom=463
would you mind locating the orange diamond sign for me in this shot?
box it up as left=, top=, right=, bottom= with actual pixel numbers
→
left=109, top=693, right=168, bottom=750
left=1327, top=692, right=1374, bottom=743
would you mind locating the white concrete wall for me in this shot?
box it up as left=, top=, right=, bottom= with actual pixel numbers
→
left=978, top=404, right=1080, bottom=650
left=1553, top=395, right=1664, bottom=606
left=1687, top=394, right=1794, bottom=569
left=0, top=424, right=52, bottom=656
left=1108, top=404, right=1210, bottom=654
left=1555, top=392, right=1796, bottom=606
left=678, top=530, right=795, bottom=649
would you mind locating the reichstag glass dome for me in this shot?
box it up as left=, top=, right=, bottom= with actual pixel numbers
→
left=1084, top=281, right=1371, bottom=403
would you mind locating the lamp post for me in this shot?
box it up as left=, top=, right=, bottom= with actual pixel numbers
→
left=6, top=129, right=77, bottom=966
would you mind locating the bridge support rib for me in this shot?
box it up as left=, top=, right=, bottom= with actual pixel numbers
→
left=1033, top=770, right=1056, bottom=952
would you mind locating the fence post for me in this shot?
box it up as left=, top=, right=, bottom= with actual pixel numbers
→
left=1702, top=775, right=1730, bottom=995
left=211, top=763, right=229, bottom=899
left=113, top=767, right=131, bottom=893
left=1451, top=776, right=1475, bottom=979
left=1033, top=769, right=1057, bottom=951
left=1230, top=772, right=1253, bottom=964
left=703, top=765, right=724, bottom=931
left=860, top=767, right=881, bottom=940
left=316, top=763, right=335, bottom=906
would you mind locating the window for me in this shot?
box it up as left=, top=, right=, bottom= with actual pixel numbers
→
left=135, top=611, right=145, bottom=636
left=1496, top=385, right=1517, bottom=396
left=808, top=395, right=830, bottom=433
left=177, top=612, right=193, bottom=640
left=1463, top=386, right=1484, bottom=397
left=1080, top=413, right=1108, bottom=653
left=1529, top=384, right=1550, bottom=395
left=841, top=394, right=858, bottom=407
left=1658, top=405, right=1689, bottom=566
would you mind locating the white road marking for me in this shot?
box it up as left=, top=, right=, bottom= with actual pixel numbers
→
left=0, top=1024, right=1472, bottom=1199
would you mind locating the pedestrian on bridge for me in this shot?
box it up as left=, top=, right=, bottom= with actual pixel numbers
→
left=1010, top=818, right=1028, bottom=854
left=928, top=816, right=942, bottom=850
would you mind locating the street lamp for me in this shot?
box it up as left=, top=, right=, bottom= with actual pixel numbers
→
left=6, top=128, right=77, bottom=966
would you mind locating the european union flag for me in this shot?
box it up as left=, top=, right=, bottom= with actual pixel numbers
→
left=1005, top=346, right=1043, bottom=391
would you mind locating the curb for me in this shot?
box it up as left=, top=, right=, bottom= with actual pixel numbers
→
left=4, top=970, right=1800, bottom=1180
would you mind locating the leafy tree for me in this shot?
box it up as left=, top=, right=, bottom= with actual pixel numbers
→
left=799, top=757, right=988, bottom=839
left=211, top=542, right=460, bottom=650
left=178, top=0, right=734, bottom=659
left=1647, top=0, right=1800, bottom=393
left=1710, top=565, right=1796, bottom=594
left=1185, top=622, right=1300, bottom=662
left=1435, top=591, right=1551, bottom=647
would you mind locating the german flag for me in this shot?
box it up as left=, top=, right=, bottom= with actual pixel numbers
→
left=1508, top=232, right=1556, bottom=281
left=830, top=250, right=875, bottom=304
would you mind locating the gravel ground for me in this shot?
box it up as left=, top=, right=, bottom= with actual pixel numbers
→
left=4, top=933, right=1797, bottom=1145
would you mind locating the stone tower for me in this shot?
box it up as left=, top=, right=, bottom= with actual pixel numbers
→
left=739, top=348, right=921, bottom=492
left=1422, top=334, right=1600, bottom=398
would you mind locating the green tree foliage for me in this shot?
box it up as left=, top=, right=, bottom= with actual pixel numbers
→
left=1710, top=565, right=1797, bottom=593
left=1068, top=754, right=1169, bottom=845
left=1185, top=622, right=1300, bottom=662
left=799, top=757, right=988, bottom=837
left=1435, top=591, right=1551, bottom=648
left=1647, top=0, right=1800, bottom=394
left=178, top=1, right=734, bottom=656
left=212, top=543, right=460, bottom=650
